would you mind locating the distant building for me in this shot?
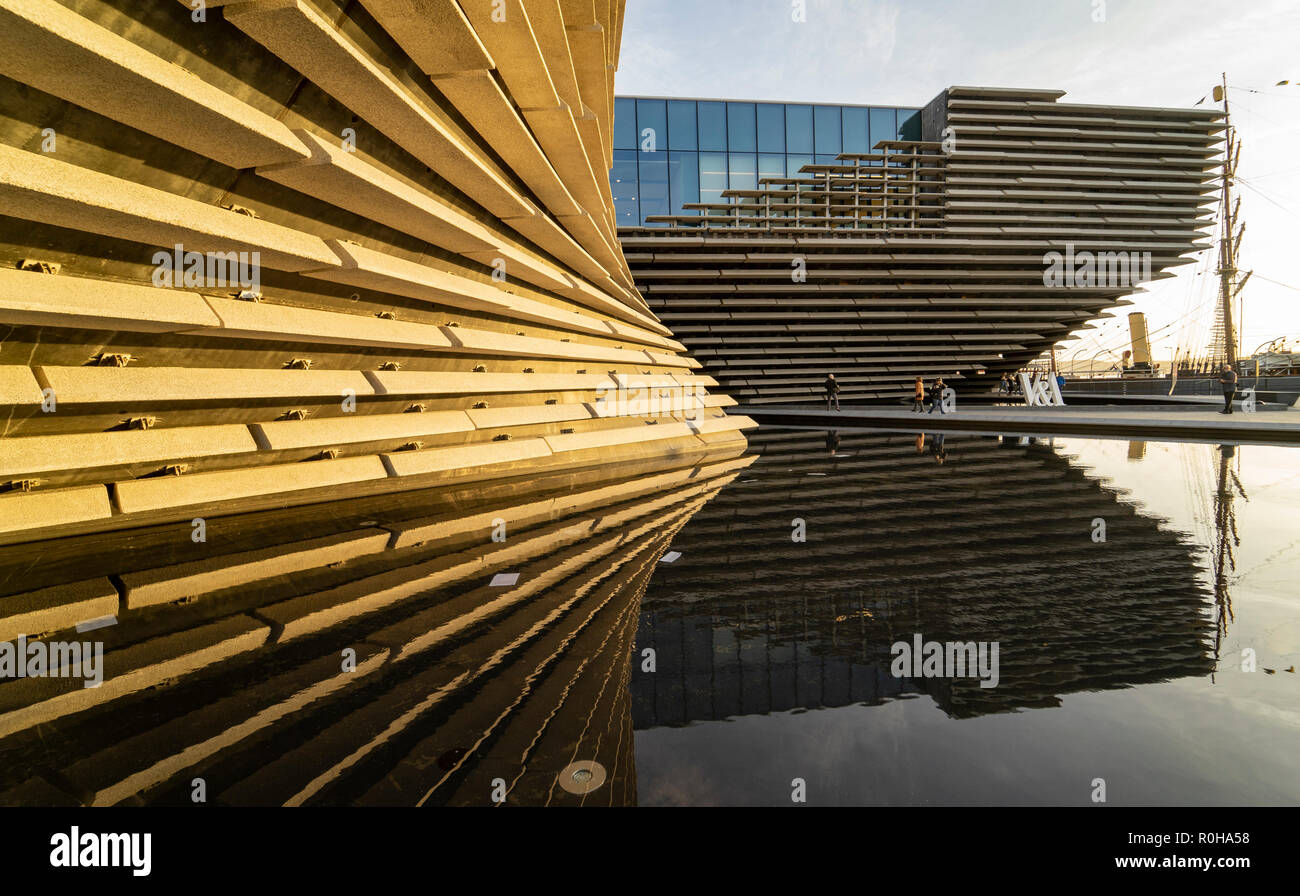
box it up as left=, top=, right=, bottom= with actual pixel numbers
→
left=617, top=88, right=1224, bottom=405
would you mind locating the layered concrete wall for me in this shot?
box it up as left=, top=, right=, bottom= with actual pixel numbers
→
left=0, top=0, right=752, bottom=543
left=621, top=86, right=1224, bottom=405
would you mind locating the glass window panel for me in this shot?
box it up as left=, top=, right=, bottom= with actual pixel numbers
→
left=758, top=153, right=785, bottom=181
left=785, top=104, right=813, bottom=154
left=667, top=100, right=698, bottom=150
left=699, top=151, right=728, bottom=203
left=614, top=98, right=637, bottom=150
left=898, top=108, right=922, bottom=142
left=669, top=150, right=699, bottom=216
left=611, top=149, right=640, bottom=226
left=787, top=153, right=814, bottom=178
left=728, top=153, right=757, bottom=192
left=637, top=151, right=669, bottom=224
left=869, top=107, right=898, bottom=147
left=756, top=104, right=785, bottom=153
left=814, top=154, right=838, bottom=166
left=635, top=99, right=667, bottom=152
left=842, top=107, right=869, bottom=153
left=726, top=102, right=756, bottom=152
left=698, top=101, right=727, bottom=151
left=814, top=105, right=842, bottom=155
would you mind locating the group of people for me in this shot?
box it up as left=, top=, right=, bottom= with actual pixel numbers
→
left=910, top=376, right=950, bottom=414
left=821, top=374, right=952, bottom=413
left=998, top=373, right=1022, bottom=395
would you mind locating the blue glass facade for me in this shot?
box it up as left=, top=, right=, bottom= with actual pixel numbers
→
left=611, top=97, right=922, bottom=226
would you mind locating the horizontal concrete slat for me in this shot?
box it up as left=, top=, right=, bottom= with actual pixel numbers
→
left=368, top=370, right=615, bottom=397
left=0, top=268, right=222, bottom=333
left=39, top=367, right=375, bottom=405
left=251, top=410, right=474, bottom=451
left=0, top=0, right=311, bottom=170
left=0, top=366, right=45, bottom=407
left=381, top=438, right=552, bottom=477
left=0, top=145, right=339, bottom=273
left=0, top=425, right=259, bottom=479
left=223, top=0, right=533, bottom=220
left=0, top=486, right=114, bottom=536
left=199, top=295, right=455, bottom=350
left=112, top=456, right=390, bottom=515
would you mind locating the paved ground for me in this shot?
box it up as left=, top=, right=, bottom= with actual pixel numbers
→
left=738, top=403, right=1300, bottom=445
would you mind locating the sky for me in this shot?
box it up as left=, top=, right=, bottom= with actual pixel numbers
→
left=614, top=0, right=1300, bottom=365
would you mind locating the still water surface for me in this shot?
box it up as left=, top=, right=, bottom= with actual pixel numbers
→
left=0, top=427, right=1293, bottom=806
left=634, top=429, right=1300, bottom=806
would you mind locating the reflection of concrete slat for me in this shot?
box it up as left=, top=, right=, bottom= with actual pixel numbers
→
left=119, top=530, right=391, bottom=609
left=295, top=517, right=682, bottom=806
left=0, top=615, right=270, bottom=740
left=258, top=516, right=602, bottom=644
left=222, top=525, right=642, bottom=805
left=0, top=578, right=118, bottom=642
left=363, top=500, right=710, bottom=806
left=58, top=644, right=390, bottom=807
left=385, top=455, right=751, bottom=550
left=442, top=550, right=659, bottom=806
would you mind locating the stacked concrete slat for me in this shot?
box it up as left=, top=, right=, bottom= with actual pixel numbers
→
left=0, top=0, right=751, bottom=544
left=620, top=86, right=1224, bottom=405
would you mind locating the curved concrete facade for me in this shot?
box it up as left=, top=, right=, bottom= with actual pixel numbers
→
left=0, top=0, right=752, bottom=544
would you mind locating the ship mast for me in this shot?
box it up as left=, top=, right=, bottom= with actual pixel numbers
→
left=1211, top=73, right=1250, bottom=368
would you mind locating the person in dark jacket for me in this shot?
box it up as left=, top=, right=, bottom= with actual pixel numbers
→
left=912, top=376, right=926, bottom=412
left=824, top=373, right=841, bottom=412
left=1218, top=364, right=1238, bottom=414
left=928, top=377, right=947, bottom=414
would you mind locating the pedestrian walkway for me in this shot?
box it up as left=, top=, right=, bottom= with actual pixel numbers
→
left=737, top=404, right=1300, bottom=445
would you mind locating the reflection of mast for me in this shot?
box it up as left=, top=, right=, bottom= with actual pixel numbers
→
left=1210, top=74, right=1252, bottom=368
left=1211, top=444, right=1245, bottom=658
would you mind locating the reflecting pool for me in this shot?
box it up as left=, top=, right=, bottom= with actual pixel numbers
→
left=0, top=427, right=1295, bottom=806
left=633, top=429, right=1300, bottom=806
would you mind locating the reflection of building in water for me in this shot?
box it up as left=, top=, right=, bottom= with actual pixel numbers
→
left=633, top=429, right=1215, bottom=725
left=0, top=443, right=750, bottom=807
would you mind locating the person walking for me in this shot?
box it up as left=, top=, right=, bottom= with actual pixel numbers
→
left=928, top=377, right=947, bottom=414
left=1218, top=364, right=1238, bottom=414
left=912, top=376, right=926, bottom=412
left=824, top=373, right=841, bottom=412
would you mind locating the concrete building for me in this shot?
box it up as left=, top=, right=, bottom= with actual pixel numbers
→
left=616, top=87, right=1225, bottom=405
left=0, top=0, right=751, bottom=545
